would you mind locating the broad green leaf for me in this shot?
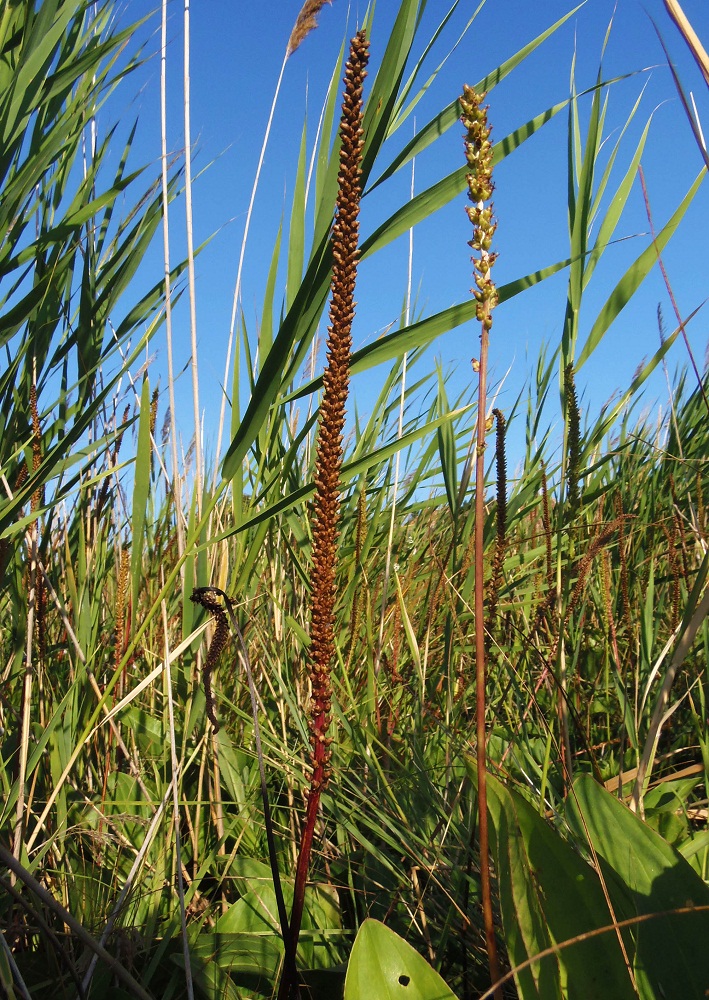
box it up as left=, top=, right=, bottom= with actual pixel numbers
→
left=344, top=919, right=456, bottom=1000
left=567, top=774, right=709, bottom=999
left=563, top=60, right=604, bottom=364
left=480, top=769, right=637, bottom=1000
left=367, top=4, right=586, bottom=192
left=360, top=0, right=420, bottom=186
left=361, top=99, right=577, bottom=263
left=284, top=256, right=577, bottom=403
left=212, top=878, right=341, bottom=974
left=221, top=233, right=331, bottom=479
left=387, top=0, right=469, bottom=137
left=260, top=217, right=283, bottom=363
left=584, top=99, right=651, bottom=288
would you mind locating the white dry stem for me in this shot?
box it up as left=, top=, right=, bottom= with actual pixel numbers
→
left=214, top=52, right=289, bottom=483
left=631, top=583, right=709, bottom=813
left=161, top=589, right=195, bottom=1000
left=12, top=521, right=36, bottom=868
left=162, top=0, right=185, bottom=559
left=183, top=0, right=203, bottom=506
left=690, top=92, right=706, bottom=149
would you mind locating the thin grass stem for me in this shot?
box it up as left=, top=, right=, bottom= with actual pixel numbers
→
left=162, top=0, right=185, bottom=560
left=183, top=0, right=203, bottom=505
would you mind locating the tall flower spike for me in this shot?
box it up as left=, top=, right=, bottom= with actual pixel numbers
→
left=279, top=30, right=369, bottom=1000
left=461, top=86, right=498, bottom=331
left=462, top=85, right=502, bottom=999
left=307, top=28, right=368, bottom=793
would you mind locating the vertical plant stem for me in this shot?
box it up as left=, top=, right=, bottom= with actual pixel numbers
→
left=13, top=531, right=35, bottom=867
left=13, top=386, right=43, bottom=866
left=461, top=85, right=502, bottom=998
left=162, top=0, right=185, bottom=560
left=278, top=31, right=369, bottom=1000
left=161, top=588, right=194, bottom=1000
left=183, top=0, right=202, bottom=505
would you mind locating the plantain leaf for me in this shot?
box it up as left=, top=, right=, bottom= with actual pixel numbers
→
left=567, top=773, right=709, bottom=999
left=478, top=768, right=637, bottom=1000
left=344, top=919, right=456, bottom=1000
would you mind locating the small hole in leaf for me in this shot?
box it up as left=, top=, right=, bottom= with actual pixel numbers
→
left=398, top=975, right=410, bottom=986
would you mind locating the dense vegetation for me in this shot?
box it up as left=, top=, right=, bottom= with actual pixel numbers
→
left=1, top=1, right=708, bottom=998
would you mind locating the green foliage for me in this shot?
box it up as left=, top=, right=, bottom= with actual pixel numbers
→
left=481, top=770, right=637, bottom=1000
left=345, top=919, right=457, bottom=1000
left=1, top=1, right=708, bottom=1000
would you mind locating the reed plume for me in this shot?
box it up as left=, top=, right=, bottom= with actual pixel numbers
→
left=288, top=0, right=332, bottom=57
left=279, top=29, right=368, bottom=1000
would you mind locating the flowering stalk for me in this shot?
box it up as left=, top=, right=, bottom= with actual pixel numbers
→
left=462, top=84, right=502, bottom=998
left=278, top=30, right=369, bottom=1000
left=487, top=407, right=507, bottom=640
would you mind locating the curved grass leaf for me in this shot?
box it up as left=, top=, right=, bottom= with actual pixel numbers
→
left=367, top=3, right=586, bottom=193
left=577, top=167, right=706, bottom=368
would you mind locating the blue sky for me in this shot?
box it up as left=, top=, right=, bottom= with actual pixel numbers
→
left=113, top=0, right=708, bottom=478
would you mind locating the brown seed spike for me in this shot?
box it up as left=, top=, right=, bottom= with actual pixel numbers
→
left=282, top=34, right=369, bottom=1000
left=190, top=587, right=233, bottom=732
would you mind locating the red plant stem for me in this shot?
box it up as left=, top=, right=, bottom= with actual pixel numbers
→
left=462, top=82, right=502, bottom=998
left=474, top=312, right=502, bottom=998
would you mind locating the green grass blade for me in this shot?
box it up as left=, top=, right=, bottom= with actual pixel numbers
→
left=577, top=168, right=706, bottom=368
left=367, top=3, right=586, bottom=193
